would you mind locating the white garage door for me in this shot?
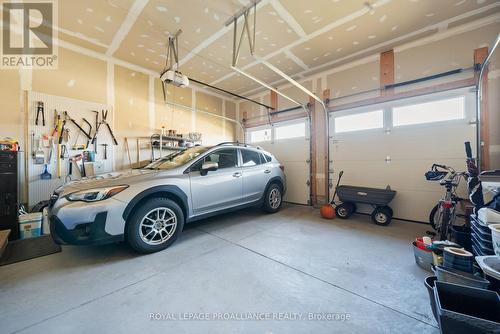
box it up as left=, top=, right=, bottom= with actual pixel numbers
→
left=329, top=88, right=476, bottom=222
left=247, top=118, right=310, bottom=204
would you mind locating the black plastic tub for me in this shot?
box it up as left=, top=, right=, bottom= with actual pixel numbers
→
left=471, top=224, right=494, bottom=249
left=471, top=233, right=495, bottom=256
left=450, top=225, right=472, bottom=251
left=424, top=276, right=438, bottom=322
left=434, top=281, right=500, bottom=334
left=471, top=221, right=494, bottom=243
left=471, top=215, right=493, bottom=236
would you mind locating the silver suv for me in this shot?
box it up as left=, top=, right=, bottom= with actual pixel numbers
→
left=49, top=143, right=286, bottom=253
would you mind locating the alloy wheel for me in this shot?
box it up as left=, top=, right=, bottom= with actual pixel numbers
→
left=269, top=188, right=282, bottom=209
left=139, top=207, right=177, bottom=245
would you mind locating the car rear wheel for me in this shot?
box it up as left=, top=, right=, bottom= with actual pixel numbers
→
left=263, top=183, right=283, bottom=213
left=126, top=198, right=184, bottom=253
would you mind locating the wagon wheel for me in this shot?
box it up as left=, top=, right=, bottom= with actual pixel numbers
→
left=371, top=206, right=392, bottom=226
left=335, top=203, right=353, bottom=219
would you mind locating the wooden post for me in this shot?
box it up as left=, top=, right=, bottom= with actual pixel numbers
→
left=380, top=50, right=395, bottom=96
left=309, top=95, right=317, bottom=206
left=474, top=47, right=490, bottom=170
left=323, top=88, right=331, bottom=204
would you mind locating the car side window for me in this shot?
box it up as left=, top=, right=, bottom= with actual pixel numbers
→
left=262, top=153, right=272, bottom=163
left=241, top=149, right=263, bottom=167
left=191, top=149, right=238, bottom=171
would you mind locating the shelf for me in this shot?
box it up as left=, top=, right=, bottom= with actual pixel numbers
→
left=151, top=144, right=185, bottom=151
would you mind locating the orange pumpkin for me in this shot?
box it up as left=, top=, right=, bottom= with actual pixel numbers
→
left=320, top=204, right=336, bottom=219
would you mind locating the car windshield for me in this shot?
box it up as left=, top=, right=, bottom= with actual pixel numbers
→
left=144, top=146, right=210, bottom=170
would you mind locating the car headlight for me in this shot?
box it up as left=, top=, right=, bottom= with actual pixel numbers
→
left=66, top=185, right=129, bottom=202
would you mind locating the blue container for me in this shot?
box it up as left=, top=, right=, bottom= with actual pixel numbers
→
left=443, top=248, right=473, bottom=273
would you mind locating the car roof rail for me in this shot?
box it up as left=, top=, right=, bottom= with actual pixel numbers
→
left=215, top=142, right=262, bottom=150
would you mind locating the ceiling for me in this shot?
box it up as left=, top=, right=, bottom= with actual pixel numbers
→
left=54, top=0, right=500, bottom=97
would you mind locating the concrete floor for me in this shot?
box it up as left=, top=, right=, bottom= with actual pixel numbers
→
left=0, top=204, right=438, bottom=334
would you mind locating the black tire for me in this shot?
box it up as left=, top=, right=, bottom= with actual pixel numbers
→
left=335, top=203, right=352, bottom=219
left=371, top=207, right=392, bottom=226
left=346, top=202, right=357, bottom=215
left=439, top=209, right=451, bottom=241
left=263, top=183, right=283, bottom=213
left=429, top=204, right=440, bottom=230
left=383, top=206, right=393, bottom=217
left=126, top=198, right=184, bottom=254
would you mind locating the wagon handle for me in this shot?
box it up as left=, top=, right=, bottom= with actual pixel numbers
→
left=330, top=170, right=344, bottom=204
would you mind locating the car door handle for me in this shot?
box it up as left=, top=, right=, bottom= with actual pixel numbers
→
left=264, top=169, right=271, bottom=174
left=233, top=172, right=242, bottom=178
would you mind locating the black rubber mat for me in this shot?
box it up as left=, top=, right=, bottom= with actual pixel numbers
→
left=0, top=235, right=61, bottom=266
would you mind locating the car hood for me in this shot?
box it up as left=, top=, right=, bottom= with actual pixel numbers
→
left=56, top=169, right=160, bottom=194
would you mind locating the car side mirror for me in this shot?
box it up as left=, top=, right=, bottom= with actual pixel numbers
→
left=200, top=162, right=218, bottom=176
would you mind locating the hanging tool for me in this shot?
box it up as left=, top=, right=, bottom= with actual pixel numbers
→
left=55, top=112, right=63, bottom=178
left=100, top=143, right=109, bottom=160
left=47, top=137, right=53, bottom=162
left=70, top=118, right=91, bottom=149
left=35, top=101, right=45, bottom=126
left=60, top=144, right=68, bottom=160
left=92, top=110, right=118, bottom=146
left=65, top=159, right=72, bottom=182
left=51, top=110, right=60, bottom=137
left=71, top=154, right=86, bottom=178
left=30, top=131, right=35, bottom=159
left=40, top=164, right=52, bottom=180
left=59, top=111, right=92, bottom=145
left=90, top=110, right=99, bottom=152
left=34, top=136, right=44, bottom=164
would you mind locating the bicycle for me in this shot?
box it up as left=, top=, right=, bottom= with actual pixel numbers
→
left=425, top=164, right=468, bottom=240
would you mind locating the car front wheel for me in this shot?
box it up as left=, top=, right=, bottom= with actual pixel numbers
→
left=263, top=183, right=283, bottom=213
left=126, top=198, right=184, bottom=253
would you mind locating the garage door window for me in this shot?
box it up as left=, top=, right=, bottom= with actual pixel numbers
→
left=275, top=122, right=306, bottom=140
left=392, top=96, right=465, bottom=126
left=249, top=129, right=271, bottom=143
left=334, top=110, right=383, bottom=133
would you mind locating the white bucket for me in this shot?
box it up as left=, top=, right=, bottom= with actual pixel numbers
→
left=489, top=224, right=500, bottom=256
left=19, top=213, right=42, bottom=239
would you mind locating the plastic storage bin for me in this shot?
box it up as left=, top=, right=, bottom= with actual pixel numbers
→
left=413, top=241, right=433, bottom=271
left=434, top=281, right=500, bottom=334
left=432, top=265, right=490, bottom=289
left=424, top=276, right=438, bottom=322
left=489, top=224, right=500, bottom=256
left=18, top=213, right=42, bottom=239
left=450, top=225, right=472, bottom=251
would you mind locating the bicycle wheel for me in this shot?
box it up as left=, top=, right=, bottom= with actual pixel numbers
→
left=429, top=204, right=440, bottom=230
left=439, top=209, right=451, bottom=241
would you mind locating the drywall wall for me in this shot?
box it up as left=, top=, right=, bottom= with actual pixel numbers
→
left=32, top=48, right=107, bottom=104
left=0, top=70, right=21, bottom=140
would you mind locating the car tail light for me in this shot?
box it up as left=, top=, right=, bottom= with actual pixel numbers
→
left=279, top=165, right=285, bottom=172
left=441, top=201, right=453, bottom=209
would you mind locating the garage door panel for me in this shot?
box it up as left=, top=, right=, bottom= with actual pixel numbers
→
left=255, top=121, right=310, bottom=205
left=262, top=140, right=309, bottom=162
left=282, top=163, right=309, bottom=204
left=330, top=90, right=475, bottom=222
